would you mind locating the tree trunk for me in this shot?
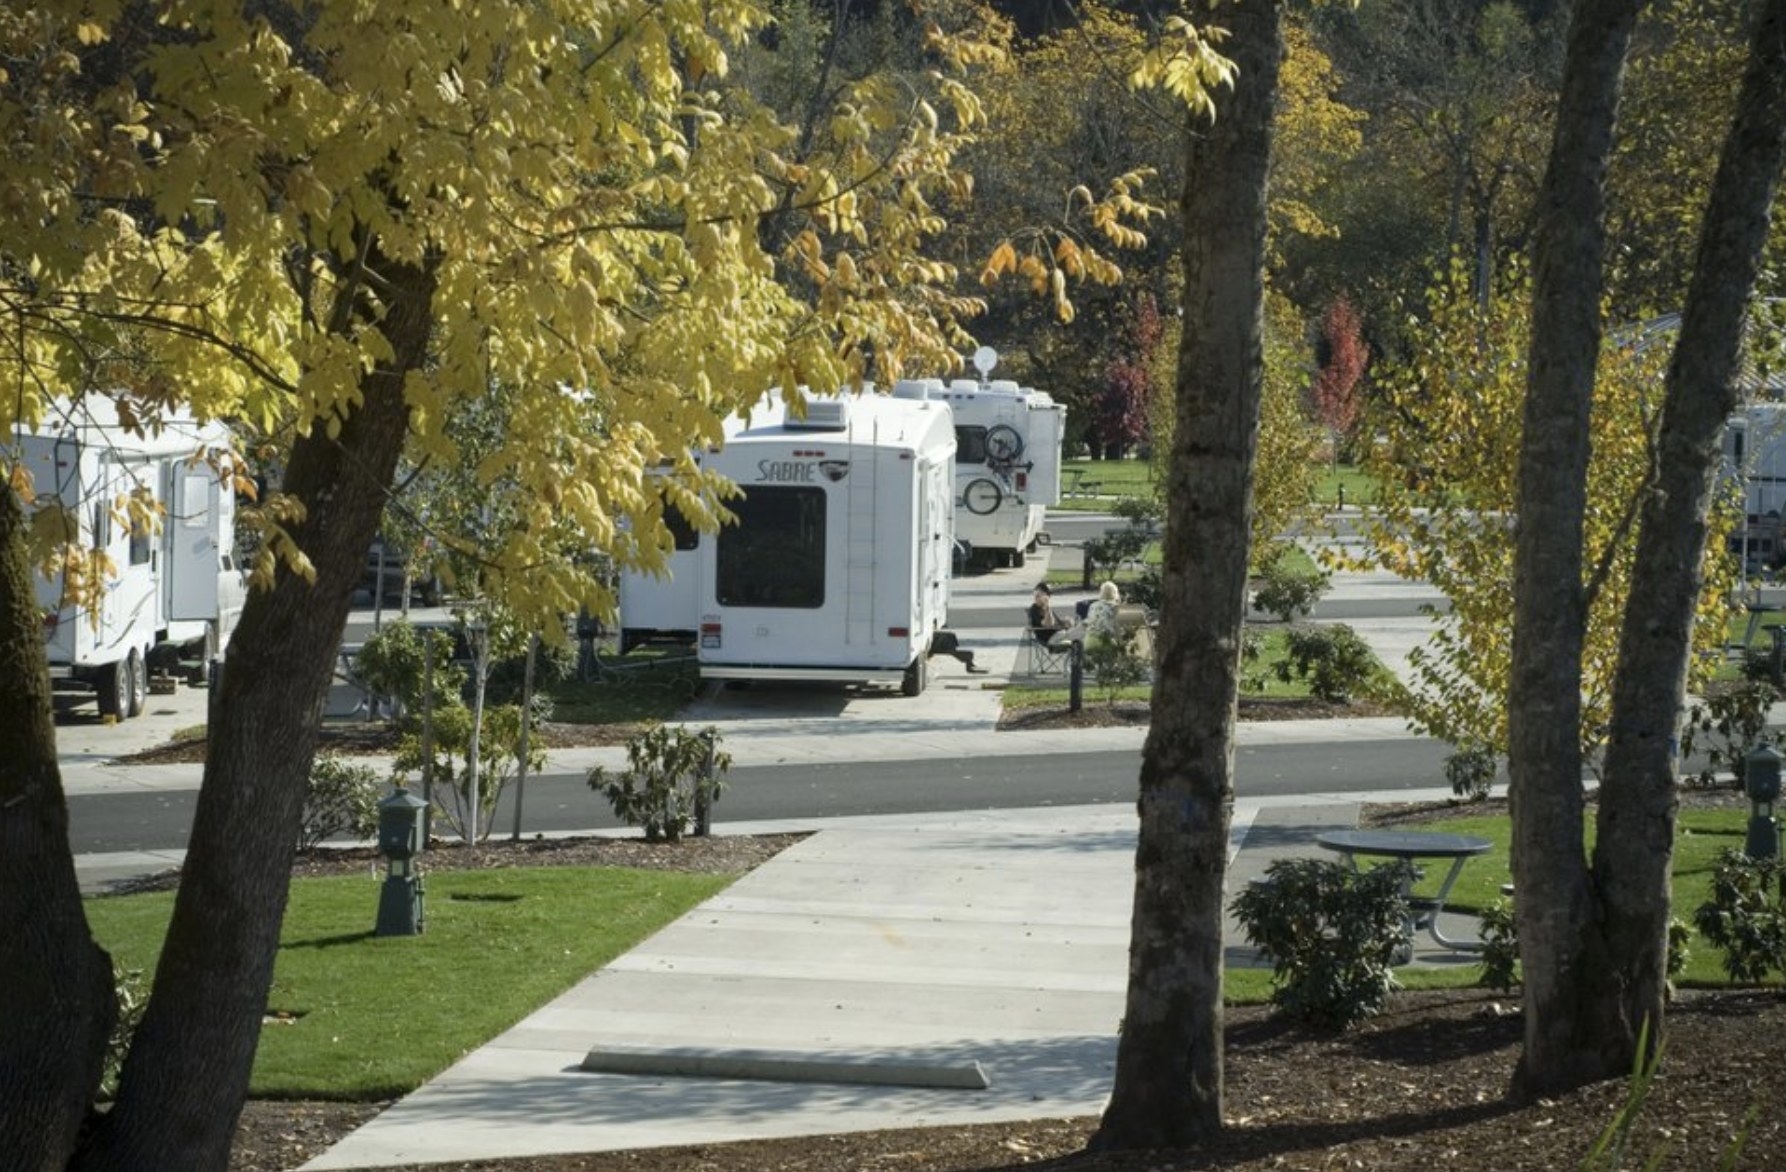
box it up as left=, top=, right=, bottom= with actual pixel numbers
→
left=1091, top=0, right=1282, bottom=1151
left=1507, top=0, right=1643, bottom=1100
left=74, top=256, right=438, bottom=1171
left=0, top=488, right=116, bottom=1170
left=1598, top=0, right=1786, bottom=1073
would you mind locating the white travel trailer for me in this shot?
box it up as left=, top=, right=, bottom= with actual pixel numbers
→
left=892, top=352, right=1065, bottom=569
left=16, top=399, right=247, bottom=719
left=617, top=389, right=958, bottom=694
left=1723, top=403, right=1786, bottom=571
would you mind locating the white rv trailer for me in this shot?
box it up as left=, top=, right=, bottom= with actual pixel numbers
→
left=892, top=362, right=1065, bottom=569
left=16, top=398, right=247, bottom=719
left=1723, top=403, right=1786, bottom=571
left=617, top=389, right=958, bottom=694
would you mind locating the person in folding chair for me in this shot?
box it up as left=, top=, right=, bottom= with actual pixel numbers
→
left=1027, top=584, right=1072, bottom=646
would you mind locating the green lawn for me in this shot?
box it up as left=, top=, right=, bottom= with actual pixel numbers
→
left=1337, top=806, right=1759, bottom=988
left=1314, top=463, right=1379, bottom=507
left=87, top=866, right=730, bottom=1099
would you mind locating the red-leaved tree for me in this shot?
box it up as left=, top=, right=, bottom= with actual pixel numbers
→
left=1311, top=294, right=1368, bottom=459
left=1094, top=294, right=1165, bottom=458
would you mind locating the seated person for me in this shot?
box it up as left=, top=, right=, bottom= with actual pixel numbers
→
left=1085, top=580, right=1123, bottom=644
left=1027, top=584, right=1074, bottom=645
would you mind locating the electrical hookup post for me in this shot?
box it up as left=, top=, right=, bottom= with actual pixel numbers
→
left=1068, top=641, right=1084, bottom=713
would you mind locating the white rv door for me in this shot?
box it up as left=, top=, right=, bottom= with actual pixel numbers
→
left=1026, top=403, right=1066, bottom=504
left=167, top=463, right=225, bottom=622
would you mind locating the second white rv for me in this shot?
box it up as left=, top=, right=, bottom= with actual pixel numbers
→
left=618, top=389, right=958, bottom=694
left=893, top=365, right=1065, bottom=569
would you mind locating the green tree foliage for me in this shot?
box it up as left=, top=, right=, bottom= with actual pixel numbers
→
left=1350, top=259, right=1735, bottom=758
left=1606, top=0, right=1778, bottom=316
left=0, top=3, right=1021, bottom=1162
left=1289, top=1, right=1560, bottom=338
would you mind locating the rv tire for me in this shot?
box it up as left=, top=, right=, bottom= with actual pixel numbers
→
left=96, top=658, right=127, bottom=720
left=901, top=654, right=928, bottom=697
left=125, top=649, right=147, bottom=718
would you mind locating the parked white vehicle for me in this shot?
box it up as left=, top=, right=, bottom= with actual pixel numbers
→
left=892, top=349, right=1065, bottom=569
left=1724, top=404, right=1786, bottom=572
left=17, top=398, right=246, bottom=718
left=618, top=388, right=958, bottom=694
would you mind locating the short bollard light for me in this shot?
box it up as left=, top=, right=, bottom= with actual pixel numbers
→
left=1743, top=744, right=1782, bottom=860
left=375, top=786, right=429, bottom=936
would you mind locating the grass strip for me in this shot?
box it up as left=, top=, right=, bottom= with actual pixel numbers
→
left=87, top=865, right=730, bottom=1099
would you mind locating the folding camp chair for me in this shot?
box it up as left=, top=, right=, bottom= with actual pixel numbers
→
left=1019, top=626, right=1073, bottom=675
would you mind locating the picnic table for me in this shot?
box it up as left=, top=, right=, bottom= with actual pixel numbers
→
left=1061, top=468, right=1102, bottom=499
left=1316, top=829, right=1493, bottom=954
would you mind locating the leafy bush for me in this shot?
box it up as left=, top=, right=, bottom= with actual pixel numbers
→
left=1230, top=857, right=1411, bottom=1029
left=351, top=620, right=467, bottom=722
left=1081, top=497, right=1160, bottom=586
left=1693, top=850, right=1786, bottom=983
left=1680, top=680, right=1781, bottom=788
left=102, top=963, right=147, bottom=1101
left=300, top=755, right=382, bottom=850
left=1476, top=898, right=1520, bottom=992
left=1445, top=743, right=1498, bottom=802
left=1251, top=549, right=1331, bottom=622
left=1271, top=623, right=1377, bottom=703
left=395, top=702, right=544, bottom=843
left=589, top=723, right=731, bottom=842
left=1082, top=631, right=1149, bottom=706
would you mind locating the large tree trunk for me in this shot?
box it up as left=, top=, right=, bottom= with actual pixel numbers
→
left=1090, top=0, right=1282, bottom=1150
left=0, top=488, right=116, bottom=1170
left=75, top=255, right=438, bottom=1171
left=1598, top=0, right=1786, bottom=1072
left=1507, top=0, right=1643, bottom=1100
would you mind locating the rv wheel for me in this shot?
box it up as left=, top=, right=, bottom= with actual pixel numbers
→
left=901, top=654, right=928, bottom=697
left=96, top=658, right=128, bottom=720
left=124, top=649, right=147, bottom=719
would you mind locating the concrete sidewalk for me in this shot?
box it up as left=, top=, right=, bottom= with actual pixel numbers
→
left=298, top=790, right=1485, bottom=1171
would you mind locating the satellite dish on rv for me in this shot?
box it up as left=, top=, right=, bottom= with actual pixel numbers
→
left=972, top=346, right=998, bottom=381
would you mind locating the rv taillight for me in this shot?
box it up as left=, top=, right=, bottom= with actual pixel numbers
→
left=700, top=622, right=721, bottom=649
left=1015, top=471, right=1028, bottom=490
left=888, top=626, right=910, bottom=638
left=42, top=611, right=58, bottom=639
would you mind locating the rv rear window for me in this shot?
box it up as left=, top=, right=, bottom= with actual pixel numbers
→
left=956, top=426, right=988, bottom=464
left=716, top=486, right=826, bottom=608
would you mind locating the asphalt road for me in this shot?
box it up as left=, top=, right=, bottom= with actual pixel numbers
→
left=64, top=737, right=1456, bottom=855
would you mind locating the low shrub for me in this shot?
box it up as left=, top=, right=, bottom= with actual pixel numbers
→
left=1271, top=623, right=1377, bottom=703
left=1082, top=631, right=1150, bottom=706
left=1251, top=550, right=1331, bottom=622
left=1693, top=850, right=1786, bottom=983
left=589, top=723, right=731, bottom=842
left=1231, top=857, right=1411, bottom=1029
left=300, top=755, right=382, bottom=850
left=1680, top=680, right=1781, bottom=788
left=1445, top=743, right=1498, bottom=802
left=102, top=963, right=146, bottom=1101
left=1476, top=898, right=1519, bottom=992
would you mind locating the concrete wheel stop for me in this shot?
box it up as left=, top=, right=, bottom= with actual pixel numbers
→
left=581, top=1044, right=992, bottom=1090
